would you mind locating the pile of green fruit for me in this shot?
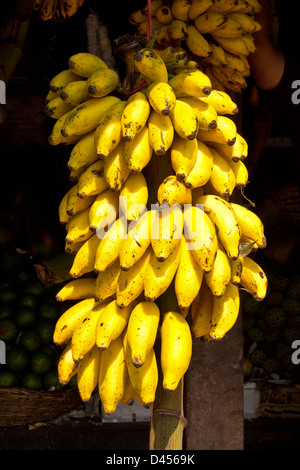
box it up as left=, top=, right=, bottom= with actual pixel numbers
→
left=0, top=249, right=72, bottom=391
left=243, top=265, right=300, bottom=383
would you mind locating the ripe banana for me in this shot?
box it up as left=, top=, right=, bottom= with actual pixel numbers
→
left=121, top=92, right=151, bottom=142
left=50, top=69, right=82, bottom=93
left=67, top=130, right=98, bottom=172
left=200, top=89, right=239, bottom=115
left=65, top=240, right=85, bottom=256
left=58, top=186, right=73, bottom=225
left=94, top=217, right=127, bottom=273
left=230, top=256, right=244, bottom=285
left=196, top=194, right=241, bottom=259
left=171, top=0, right=192, bottom=22
left=160, top=311, right=192, bottom=392
left=228, top=12, right=261, bottom=33
left=207, top=0, right=245, bottom=13
left=56, top=278, right=96, bottom=302
left=127, top=301, right=160, bottom=367
left=99, top=334, right=127, bottom=415
left=171, top=134, right=198, bottom=181
left=155, top=5, right=174, bottom=24
left=169, top=69, right=212, bottom=99
left=157, top=175, right=192, bottom=206
left=129, top=9, right=147, bottom=25
left=230, top=202, right=267, bottom=249
left=183, top=204, right=218, bottom=272
left=65, top=206, right=93, bottom=245
left=197, top=115, right=237, bottom=146
left=194, top=12, right=228, bottom=34
left=119, top=173, right=148, bottom=221
left=191, top=279, right=214, bottom=338
left=61, top=95, right=120, bottom=138
left=60, top=79, right=90, bottom=107
left=184, top=140, right=213, bottom=189
left=144, top=239, right=181, bottom=302
left=208, top=146, right=236, bottom=198
left=209, top=282, right=240, bottom=341
left=69, top=233, right=100, bottom=278
left=167, top=19, right=188, bottom=40
left=48, top=110, right=80, bottom=146
left=205, top=245, right=231, bottom=297
left=148, top=110, right=174, bottom=156
left=44, top=96, right=74, bottom=119
left=146, top=81, right=176, bottom=116
left=86, top=68, right=119, bottom=98
left=175, top=235, right=204, bottom=309
left=229, top=159, right=249, bottom=190
left=68, top=52, right=108, bottom=77
left=169, top=99, right=199, bottom=140
left=58, top=341, right=79, bottom=385
left=211, top=18, right=244, bottom=38
left=134, top=48, right=169, bottom=84
left=212, top=36, right=249, bottom=56
left=204, top=42, right=228, bottom=68
left=151, top=205, right=183, bottom=261
left=77, top=346, right=102, bottom=402
left=103, top=140, right=130, bottom=192
left=94, top=258, right=121, bottom=302
left=96, top=299, right=137, bottom=350
left=188, top=0, right=213, bottom=20
left=224, top=51, right=250, bottom=75
left=117, top=247, right=152, bottom=308
left=185, top=24, right=212, bottom=58
left=239, top=256, right=267, bottom=301
left=53, top=297, right=96, bottom=346
left=123, top=126, right=153, bottom=175
left=180, top=96, right=218, bottom=130
left=94, top=100, right=127, bottom=159
left=77, top=159, right=108, bottom=199
left=66, top=183, right=96, bottom=216
left=88, top=188, right=119, bottom=233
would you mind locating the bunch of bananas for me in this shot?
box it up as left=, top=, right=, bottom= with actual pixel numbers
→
left=45, top=49, right=267, bottom=414
left=33, top=0, right=86, bottom=21
left=128, top=0, right=262, bottom=92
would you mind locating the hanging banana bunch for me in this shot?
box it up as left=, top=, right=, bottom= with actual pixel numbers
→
left=34, top=0, right=86, bottom=21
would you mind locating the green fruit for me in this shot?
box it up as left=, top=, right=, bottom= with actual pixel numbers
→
left=250, top=349, right=267, bottom=367
left=265, top=307, right=287, bottom=329
left=30, top=350, right=53, bottom=375
left=34, top=320, right=55, bottom=345
left=15, top=308, right=37, bottom=328
left=21, top=372, right=43, bottom=390
left=43, top=369, right=60, bottom=390
left=39, top=303, right=59, bottom=322
left=243, top=358, right=253, bottom=377
left=0, top=319, right=18, bottom=342
left=6, top=346, right=30, bottom=372
left=18, top=294, right=39, bottom=310
left=262, top=358, right=280, bottom=375
left=0, top=305, right=14, bottom=320
left=0, top=370, right=19, bottom=387
left=0, top=286, right=19, bottom=305
left=19, top=330, right=42, bottom=353
left=23, top=280, right=45, bottom=297
left=247, top=327, right=264, bottom=343
left=282, top=298, right=300, bottom=315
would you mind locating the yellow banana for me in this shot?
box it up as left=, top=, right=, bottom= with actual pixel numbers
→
left=191, top=279, right=213, bottom=338
left=123, top=126, right=153, bottom=175
left=44, top=96, right=74, bottom=119
left=94, top=217, right=127, bottom=273
left=228, top=12, right=261, bottom=33
left=160, top=311, right=192, bottom=391
left=213, top=36, right=249, bottom=56
left=207, top=0, right=243, bottom=13
left=96, top=299, right=137, bottom=350
left=68, top=52, right=108, bottom=77
left=61, top=95, right=121, bottom=138
left=211, top=17, right=244, bottom=38
left=48, top=110, right=80, bottom=146
left=67, top=130, right=98, bottom=172
left=196, top=194, right=241, bottom=259
left=121, top=92, right=151, bottom=142
left=60, top=79, right=90, bottom=107
left=169, top=99, right=199, bottom=140
left=224, top=51, right=250, bottom=75
left=103, top=140, right=130, bottom=192
left=146, top=81, right=176, bottom=116
left=66, top=183, right=96, bottom=216
left=167, top=19, right=188, bottom=41
left=69, top=233, right=100, bottom=278
left=120, top=367, right=135, bottom=406
left=175, top=235, right=204, bottom=309
left=230, top=202, right=267, bottom=249
left=65, top=239, right=85, bottom=256
left=45, top=88, right=58, bottom=104
left=136, top=18, right=163, bottom=37
left=197, top=115, right=237, bottom=146
left=171, top=0, right=192, bottom=21
left=194, top=12, right=228, bottom=34
left=117, top=247, right=152, bottom=308
left=185, top=24, right=212, bottom=57
left=77, top=159, right=108, bottom=199
left=200, top=89, right=239, bottom=115
left=230, top=256, right=244, bottom=285
left=77, top=346, right=102, bottom=402
left=119, top=173, right=148, bottom=221
left=56, top=278, right=96, bottom=302
left=65, top=206, right=93, bottom=245
left=50, top=69, right=82, bottom=93
left=99, top=334, right=127, bottom=415
left=171, top=134, right=198, bottom=181
left=58, top=186, right=73, bottom=225
left=205, top=245, right=231, bottom=297
left=142, top=0, right=163, bottom=15
left=134, top=48, right=169, bottom=84
left=183, top=204, right=218, bottom=272
left=144, top=241, right=181, bottom=301
left=151, top=205, right=183, bottom=262
left=184, top=140, right=213, bottom=189
left=169, top=69, right=212, bottom=99
left=119, top=209, right=158, bottom=271
left=155, top=5, right=174, bottom=24
left=204, top=42, right=228, bottom=68
left=242, top=33, right=256, bottom=54
left=88, top=188, right=119, bottom=233
left=188, top=0, right=213, bottom=20
left=53, top=297, right=96, bottom=346
left=180, top=96, right=218, bottom=130
left=71, top=300, right=110, bottom=362
left=123, top=329, right=158, bottom=407
left=208, top=146, right=236, bottom=198
left=207, top=134, right=246, bottom=162
left=239, top=0, right=262, bottom=13
left=209, top=282, right=240, bottom=341
left=240, top=256, right=268, bottom=301
left=148, top=110, right=174, bottom=156
left=69, top=166, right=87, bottom=183
left=94, top=100, right=127, bottom=159
left=86, top=68, right=119, bottom=98
left=157, top=175, right=192, bottom=206
left=229, top=159, right=249, bottom=190
left=58, top=341, right=79, bottom=386
left=94, top=259, right=121, bottom=302
left=127, top=301, right=160, bottom=367
left=129, top=9, right=147, bottom=24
